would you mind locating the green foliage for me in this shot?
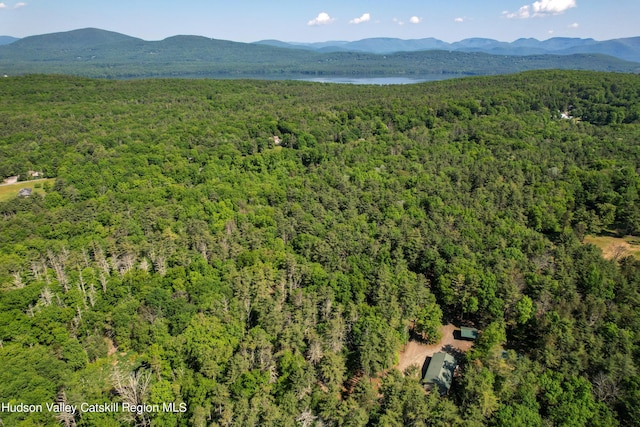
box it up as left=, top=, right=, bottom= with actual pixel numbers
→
left=183, top=313, right=243, bottom=379
left=354, top=311, right=401, bottom=376
left=0, top=71, right=640, bottom=425
left=414, top=295, right=443, bottom=343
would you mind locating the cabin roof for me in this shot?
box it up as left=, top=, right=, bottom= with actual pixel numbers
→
left=423, top=352, right=456, bottom=394
left=460, top=326, right=479, bottom=340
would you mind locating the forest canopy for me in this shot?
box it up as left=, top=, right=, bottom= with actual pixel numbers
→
left=1, top=71, right=640, bottom=426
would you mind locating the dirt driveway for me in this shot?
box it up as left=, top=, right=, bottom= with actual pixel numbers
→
left=396, top=324, right=474, bottom=372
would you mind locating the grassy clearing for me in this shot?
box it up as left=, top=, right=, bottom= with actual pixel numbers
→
left=584, top=235, right=640, bottom=260
left=0, top=178, right=56, bottom=202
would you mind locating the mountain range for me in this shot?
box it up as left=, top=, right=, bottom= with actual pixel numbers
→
left=0, top=28, right=638, bottom=79
left=255, top=36, right=640, bottom=63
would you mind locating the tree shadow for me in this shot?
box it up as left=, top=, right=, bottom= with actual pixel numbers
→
left=408, top=328, right=438, bottom=345
left=421, top=356, right=431, bottom=379
left=441, top=344, right=465, bottom=361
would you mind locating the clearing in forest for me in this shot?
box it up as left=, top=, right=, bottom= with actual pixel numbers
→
left=0, top=178, right=55, bottom=202
left=584, top=235, right=640, bottom=260
left=396, top=324, right=475, bottom=373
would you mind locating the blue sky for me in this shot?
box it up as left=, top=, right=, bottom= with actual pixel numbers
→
left=0, top=0, right=637, bottom=42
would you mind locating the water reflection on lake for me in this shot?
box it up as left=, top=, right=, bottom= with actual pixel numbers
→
left=188, top=73, right=468, bottom=84
left=294, top=75, right=458, bottom=85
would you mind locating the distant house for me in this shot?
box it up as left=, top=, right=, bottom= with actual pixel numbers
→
left=423, top=352, right=457, bottom=395
left=2, top=175, right=19, bottom=185
left=18, top=188, right=32, bottom=197
left=460, top=326, right=479, bottom=340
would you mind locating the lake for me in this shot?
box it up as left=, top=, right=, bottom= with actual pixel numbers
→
left=294, top=75, right=456, bottom=85
left=153, top=73, right=469, bottom=84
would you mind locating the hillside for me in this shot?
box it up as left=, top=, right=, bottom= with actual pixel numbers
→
left=0, top=28, right=638, bottom=78
left=1, top=71, right=640, bottom=425
left=11, top=27, right=139, bottom=50
left=0, top=36, right=18, bottom=46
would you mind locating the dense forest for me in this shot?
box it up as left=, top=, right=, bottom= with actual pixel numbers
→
left=1, top=70, right=640, bottom=426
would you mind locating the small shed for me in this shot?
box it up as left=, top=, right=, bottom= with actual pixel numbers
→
left=423, top=352, right=456, bottom=395
left=460, top=326, right=478, bottom=340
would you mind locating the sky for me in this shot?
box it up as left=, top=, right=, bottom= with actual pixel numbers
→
left=0, top=0, right=638, bottom=43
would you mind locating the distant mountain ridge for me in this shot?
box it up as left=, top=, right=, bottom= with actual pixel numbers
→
left=12, top=28, right=136, bottom=49
left=255, top=36, right=640, bottom=63
left=0, top=28, right=638, bottom=79
left=0, top=36, right=19, bottom=46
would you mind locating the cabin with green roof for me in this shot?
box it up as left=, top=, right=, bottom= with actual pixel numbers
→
left=460, top=326, right=479, bottom=340
left=422, top=352, right=457, bottom=395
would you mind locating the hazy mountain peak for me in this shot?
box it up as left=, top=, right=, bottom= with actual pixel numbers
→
left=14, top=27, right=140, bottom=49
left=0, top=36, right=19, bottom=46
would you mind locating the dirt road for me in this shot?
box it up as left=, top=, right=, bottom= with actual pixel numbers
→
left=396, top=324, right=474, bottom=372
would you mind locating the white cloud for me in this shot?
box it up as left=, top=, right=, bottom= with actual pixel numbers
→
left=504, top=0, right=576, bottom=19
left=454, top=17, right=465, bottom=23
left=503, top=6, right=531, bottom=19
left=409, top=16, right=422, bottom=24
left=308, top=12, right=334, bottom=26
left=569, top=22, right=579, bottom=28
left=393, top=17, right=404, bottom=26
left=350, top=13, right=371, bottom=25
left=533, top=0, right=576, bottom=14
left=0, top=2, right=26, bottom=9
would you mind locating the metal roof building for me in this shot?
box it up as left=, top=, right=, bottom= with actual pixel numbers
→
left=422, top=352, right=456, bottom=395
left=460, top=326, right=479, bottom=340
